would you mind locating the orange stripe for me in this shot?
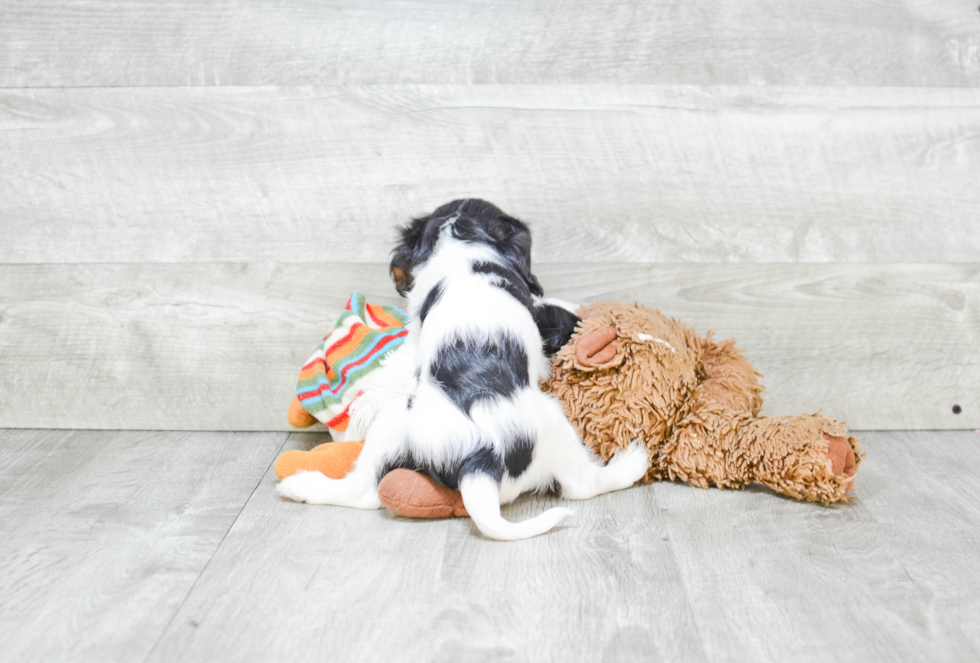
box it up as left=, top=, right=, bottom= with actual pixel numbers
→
left=325, top=324, right=370, bottom=363
left=326, top=406, right=351, bottom=431
left=366, top=303, right=403, bottom=329
left=298, top=366, right=322, bottom=381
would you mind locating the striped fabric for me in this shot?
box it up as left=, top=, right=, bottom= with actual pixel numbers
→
left=296, top=292, right=410, bottom=432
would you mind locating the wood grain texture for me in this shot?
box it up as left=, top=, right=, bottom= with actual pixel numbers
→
left=3, top=85, right=980, bottom=264
left=140, top=431, right=980, bottom=663
left=856, top=431, right=980, bottom=656
left=0, top=429, right=286, bottom=663
left=2, top=1, right=980, bottom=88
left=0, top=262, right=975, bottom=431
left=654, top=429, right=980, bottom=662
left=2, top=431, right=975, bottom=662
left=146, top=432, right=708, bottom=663
left=0, top=262, right=382, bottom=432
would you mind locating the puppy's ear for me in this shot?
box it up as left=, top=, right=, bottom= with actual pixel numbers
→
left=492, top=216, right=544, bottom=297
left=390, top=214, right=437, bottom=296
left=534, top=303, right=581, bottom=356
left=522, top=271, right=545, bottom=298
left=390, top=266, right=412, bottom=295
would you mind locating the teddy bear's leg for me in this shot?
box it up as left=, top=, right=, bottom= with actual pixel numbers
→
left=664, top=335, right=862, bottom=502
left=667, top=409, right=862, bottom=502
left=657, top=334, right=764, bottom=490
left=732, top=415, right=863, bottom=503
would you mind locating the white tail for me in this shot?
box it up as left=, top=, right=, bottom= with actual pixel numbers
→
left=459, top=473, right=573, bottom=541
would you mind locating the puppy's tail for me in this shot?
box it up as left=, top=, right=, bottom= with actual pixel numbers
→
left=459, top=473, right=572, bottom=541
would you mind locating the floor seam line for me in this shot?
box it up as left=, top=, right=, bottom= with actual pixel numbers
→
left=141, top=431, right=291, bottom=663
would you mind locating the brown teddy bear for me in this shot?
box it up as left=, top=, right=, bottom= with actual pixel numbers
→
left=280, top=300, right=863, bottom=515
left=545, top=300, right=862, bottom=504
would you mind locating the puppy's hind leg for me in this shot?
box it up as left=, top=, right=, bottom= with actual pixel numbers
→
left=460, top=471, right=573, bottom=541
left=276, top=398, right=409, bottom=510
left=276, top=463, right=382, bottom=509
left=534, top=395, right=648, bottom=500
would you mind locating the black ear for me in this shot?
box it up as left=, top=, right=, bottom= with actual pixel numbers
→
left=389, top=212, right=446, bottom=295
left=488, top=214, right=544, bottom=297
left=389, top=265, right=412, bottom=295
left=521, top=270, right=545, bottom=298
left=534, top=303, right=581, bottom=356
left=389, top=224, right=420, bottom=295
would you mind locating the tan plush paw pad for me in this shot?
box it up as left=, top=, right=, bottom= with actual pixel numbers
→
left=824, top=434, right=857, bottom=492
left=377, top=469, right=468, bottom=518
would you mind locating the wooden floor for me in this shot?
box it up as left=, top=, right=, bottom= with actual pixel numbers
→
left=2, top=428, right=978, bottom=662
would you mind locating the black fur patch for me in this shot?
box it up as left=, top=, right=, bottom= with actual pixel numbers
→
left=377, top=447, right=431, bottom=485
left=459, top=446, right=504, bottom=483
left=503, top=432, right=534, bottom=478
left=418, top=280, right=445, bottom=325
left=471, top=261, right=535, bottom=313
left=533, top=303, right=581, bottom=356
left=430, top=335, right=530, bottom=415
left=378, top=445, right=502, bottom=489
left=450, top=204, right=543, bottom=297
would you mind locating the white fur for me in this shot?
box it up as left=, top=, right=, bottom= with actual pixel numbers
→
left=278, top=218, right=647, bottom=540
left=636, top=333, right=677, bottom=354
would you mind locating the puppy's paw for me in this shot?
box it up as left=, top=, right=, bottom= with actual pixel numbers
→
left=276, top=470, right=331, bottom=503
left=610, top=441, right=650, bottom=484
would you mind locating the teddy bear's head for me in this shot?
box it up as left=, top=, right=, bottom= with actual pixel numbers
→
left=543, top=301, right=702, bottom=462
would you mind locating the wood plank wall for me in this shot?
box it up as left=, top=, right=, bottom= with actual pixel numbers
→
left=1, top=1, right=978, bottom=431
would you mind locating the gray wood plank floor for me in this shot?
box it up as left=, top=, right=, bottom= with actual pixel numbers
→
left=0, top=429, right=287, bottom=663
left=2, top=429, right=978, bottom=662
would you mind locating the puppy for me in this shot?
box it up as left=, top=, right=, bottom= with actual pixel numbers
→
left=278, top=199, right=648, bottom=540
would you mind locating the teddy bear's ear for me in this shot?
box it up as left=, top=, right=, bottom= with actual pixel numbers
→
left=576, top=327, right=619, bottom=366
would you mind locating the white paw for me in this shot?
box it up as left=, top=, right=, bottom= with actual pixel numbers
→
left=276, top=470, right=330, bottom=503
left=610, top=441, right=649, bottom=484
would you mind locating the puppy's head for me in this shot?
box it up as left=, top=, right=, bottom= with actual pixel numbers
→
left=390, top=199, right=544, bottom=297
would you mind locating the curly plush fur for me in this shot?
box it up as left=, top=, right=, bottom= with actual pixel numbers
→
left=544, top=301, right=864, bottom=504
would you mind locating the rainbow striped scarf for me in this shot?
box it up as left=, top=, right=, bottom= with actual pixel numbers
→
left=296, top=292, right=410, bottom=432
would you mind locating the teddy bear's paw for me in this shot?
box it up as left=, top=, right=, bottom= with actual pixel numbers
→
left=824, top=435, right=858, bottom=492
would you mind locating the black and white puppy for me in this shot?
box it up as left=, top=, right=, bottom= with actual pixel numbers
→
left=278, top=199, right=648, bottom=540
